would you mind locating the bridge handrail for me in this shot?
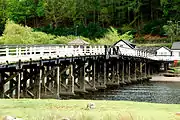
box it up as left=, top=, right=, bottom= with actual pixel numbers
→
left=0, top=44, right=173, bottom=63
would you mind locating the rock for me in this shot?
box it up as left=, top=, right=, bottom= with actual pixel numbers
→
left=86, top=102, right=96, bottom=109
left=61, top=117, right=70, bottom=120
left=3, top=116, right=23, bottom=120
left=3, top=116, right=16, bottom=120
left=176, top=112, right=180, bottom=115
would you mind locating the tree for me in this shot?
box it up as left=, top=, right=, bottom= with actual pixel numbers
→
left=0, top=0, right=7, bottom=35
left=44, top=0, right=75, bottom=29
left=163, top=21, right=179, bottom=43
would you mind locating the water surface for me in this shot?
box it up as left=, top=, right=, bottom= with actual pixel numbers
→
left=88, top=82, right=180, bottom=104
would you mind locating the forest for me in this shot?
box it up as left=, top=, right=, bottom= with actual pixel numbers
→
left=0, top=0, right=180, bottom=45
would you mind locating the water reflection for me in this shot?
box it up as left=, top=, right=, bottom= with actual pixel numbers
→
left=91, top=82, right=180, bottom=104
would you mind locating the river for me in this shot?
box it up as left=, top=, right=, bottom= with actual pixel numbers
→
left=82, top=82, right=180, bottom=104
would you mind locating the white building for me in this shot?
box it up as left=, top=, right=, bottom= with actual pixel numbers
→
left=171, top=42, right=180, bottom=60
left=155, top=46, right=172, bottom=61
left=113, top=40, right=136, bottom=56
left=114, top=40, right=136, bottom=49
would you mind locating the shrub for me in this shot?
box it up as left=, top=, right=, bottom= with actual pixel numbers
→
left=1, top=21, right=55, bottom=44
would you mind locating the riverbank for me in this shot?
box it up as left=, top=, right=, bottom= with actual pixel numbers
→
left=150, top=75, right=180, bottom=82
left=0, top=99, right=180, bottom=120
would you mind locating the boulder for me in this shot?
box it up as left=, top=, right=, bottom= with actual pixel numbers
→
left=3, top=116, right=16, bottom=120
left=86, top=102, right=96, bottom=109
left=3, top=116, right=23, bottom=120
left=60, top=117, right=70, bottom=120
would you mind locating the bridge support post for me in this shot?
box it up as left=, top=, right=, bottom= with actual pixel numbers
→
left=84, top=58, right=96, bottom=91
left=116, top=58, right=120, bottom=84
left=164, top=63, right=168, bottom=72
left=103, top=59, right=107, bottom=86
left=147, top=62, right=151, bottom=79
left=9, top=72, right=14, bottom=98
left=56, top=65, right=60, bottom=98
left=16, top=60, right=22, bottom=99
left=133, top=62, right=137, bottom=82
left=79, top=61, right=85, bottom=92
left=69, top=64, right=74, bottom=94
left=121, top=60, right=125, bottom=84
left=37, top=59, right=43, bottom=99
left=139, top=62, right=143, bottom=81
left=95, top=57, right=106, bottom=89
left=128, top=61, right=131, bottom=83
left=0, top=72, right=4, bottom=98
left=144, top=62, right=147, bottom=80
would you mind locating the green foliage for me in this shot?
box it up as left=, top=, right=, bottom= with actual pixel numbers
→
left=142, top=20, right=166, bottom=35
left=121, top=24, right=136, bottom=34
left=6, top=0, right=35, bottom=24
left=163, top=21, right=180, bottom=42
left=97, top=27, right=134, bottom=45
left=119, top=31, right=134, bottom=42
left=0, top=0, right=179, bottom=40
left=1, top=21, right=55, bottom=44
left=0, top=21, right=94, bottom=45
left=0, top=0, right=7, bottom=35
left=35, top=22, right=107, bottom=39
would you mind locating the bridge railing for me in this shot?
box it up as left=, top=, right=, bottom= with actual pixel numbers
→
left=0, top=44, right=170, bottom=63
left=0, top=45, right=106, bottom=63
left=106, top=46, right=154, bottom=58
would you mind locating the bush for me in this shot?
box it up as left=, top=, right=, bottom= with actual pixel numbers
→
left=97, top=27, right=134, bottom=45
left=1, top=21, right=56, bottom=44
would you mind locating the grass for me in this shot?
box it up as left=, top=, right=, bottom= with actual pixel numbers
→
left=0, top=99, right=180, bottom=120
left=169, top=66, right=180, bottom=74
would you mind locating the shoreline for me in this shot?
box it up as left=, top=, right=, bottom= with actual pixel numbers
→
left=150, top=75, right=180, bottom=82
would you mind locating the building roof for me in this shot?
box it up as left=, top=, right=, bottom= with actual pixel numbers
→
left=137, top=46, right=159, bottom=54
left=171, top=42, right=180, bottom=50
left=137, top=46, right=171, bottom=54
left=161, top=46, right=171, bottom=52
left=113, top=40, right=136, bottom=49
left=68, top=38, right=89, bottom=45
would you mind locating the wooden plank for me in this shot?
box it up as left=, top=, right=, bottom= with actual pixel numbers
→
left=4, top=73, right=18, bottom=84
left=60, top=65, right=71, bottom=75
left=41, top=66, right=57, bottom=79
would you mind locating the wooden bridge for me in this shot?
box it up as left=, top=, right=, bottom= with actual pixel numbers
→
left=0, top=45, right=170, bottom=99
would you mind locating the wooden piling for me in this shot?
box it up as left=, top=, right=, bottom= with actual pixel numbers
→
left=144, top=62, right=147, bottom=79
left=17, top=60, right=21, bottom=99
left=117, top=58, right=120, bottom=84
left=79, top=60, right=85, bottom=92
left=134, top=62, right=137, bottom=82
left=103, top=59, right=107, bottom=85
left=38, top=58, right=43, bottom=99
left=56, top=65, right=60, bottom=98
left=121, top=61, right=125, bottom=84
left=128, top=61, right=131, bottom=83
left=0, top=72, right=4, bottom=98
left=69, top=64, right=74, bottom=94
left=140, top=62, right=143, bottom=81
